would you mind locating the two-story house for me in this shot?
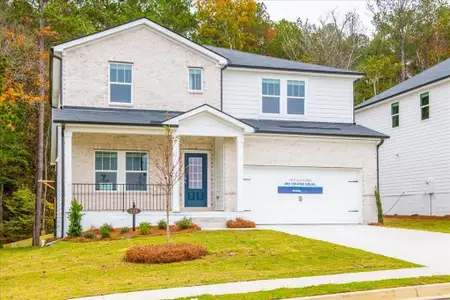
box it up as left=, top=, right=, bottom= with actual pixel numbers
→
left=356, top=58, right=450, bottom=216
left=50, top=18, right=387, bottom=237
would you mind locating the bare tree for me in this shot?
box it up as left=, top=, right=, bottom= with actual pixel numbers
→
left=154, top=125, right=184, bottom=245
left=33, top=0, right=46, bottom=246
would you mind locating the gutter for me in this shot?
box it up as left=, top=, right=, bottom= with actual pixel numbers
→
left=220, top=64, right=228, bottom=111
left=376, top=138, right=385, bottom=189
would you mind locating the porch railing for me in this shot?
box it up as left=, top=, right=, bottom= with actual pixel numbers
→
left=72, top=183, right=169, bottom=211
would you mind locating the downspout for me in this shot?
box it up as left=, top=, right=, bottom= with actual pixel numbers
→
left=376, top=138, right=385, bottom=190
left=61, top=124, right=65, bottom=237
left=220, top=65, right=228, bottom=111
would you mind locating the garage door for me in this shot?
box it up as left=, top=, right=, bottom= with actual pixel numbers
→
left=243, top=166, right=362, bottom=224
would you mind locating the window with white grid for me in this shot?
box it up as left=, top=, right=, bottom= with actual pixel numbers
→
left=188, top=157, right=203, bottom=189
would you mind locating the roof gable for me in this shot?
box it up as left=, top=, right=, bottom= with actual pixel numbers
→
left=355, top=58, right=450, bottom=110
left=52, top=18, right=228, bottom=65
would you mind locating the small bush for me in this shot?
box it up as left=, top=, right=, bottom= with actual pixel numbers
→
left=81, top=231, right=96, bottom=239
left=226, top=218, right=256, bottom=228
left=157, top=219, right=167, bottom=230
left=120, top=227, right=130, bottom=234
left=125, top=243, right=207, bottom=264
left=67, top=200, right=83, bottom=237
left=139, top=222, right=151, bottom=235
left=375, top=188, right=384, bottom=224
left=176, top=217, right=192, bottom=229
left=99, top=223, right=113, bottom=238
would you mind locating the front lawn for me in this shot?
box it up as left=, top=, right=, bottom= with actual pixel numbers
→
left=0, top=230, right=417, bottom=300
left=177, top=275, right=450, bottom=300
left=384, top=216, right=450, bottom=233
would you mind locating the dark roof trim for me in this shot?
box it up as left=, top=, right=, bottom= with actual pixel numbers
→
left=228, top=64, right=365, bottom=76
left=52, top=119, right=172, bottom=128
left=355, top=74, right=450, bottom=110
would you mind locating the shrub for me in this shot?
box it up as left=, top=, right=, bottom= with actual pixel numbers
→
left=125, top=243, right=207, bottom=264
left=226, top=218, right=256, bottom=228
left=375, top=188, right=384, bottom=224
left=81, top=231, right=96, bottom=239
left=67, top=200, right=84, bottom=237
left=99, top=223, right=113, bottom=238
left=157, top=219, right=167, bottom=230
left=120, top=226, right=130, bottom=234
left=176, top=217, right=192, bottom=230
left=139, top=222, right=151, bottom=235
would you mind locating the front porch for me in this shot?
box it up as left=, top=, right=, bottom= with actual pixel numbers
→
left=56, top=105, right=254, bottom=236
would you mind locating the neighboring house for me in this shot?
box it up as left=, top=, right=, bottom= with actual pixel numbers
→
left=50, top=18, right=387, bottom=237
left=355, top=58, right=450, bottom=216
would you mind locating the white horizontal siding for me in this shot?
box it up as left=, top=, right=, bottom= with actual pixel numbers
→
left=355, top=80, right=450, bottom=215
left=222, top=69, right=354, bottom=123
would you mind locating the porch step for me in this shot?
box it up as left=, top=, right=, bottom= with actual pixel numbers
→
left=191, top=217, right=227, bottom=229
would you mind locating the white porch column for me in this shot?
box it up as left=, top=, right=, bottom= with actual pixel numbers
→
left=63, top=130, right=73, bottom=236
left=171, top=133, right=181, bottom=212
left=236, top=135, right=244, bottom=211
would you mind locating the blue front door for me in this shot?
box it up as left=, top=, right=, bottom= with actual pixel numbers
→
left=184, top=153, right=208, bottom=207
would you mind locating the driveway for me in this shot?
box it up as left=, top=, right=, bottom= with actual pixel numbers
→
left=260, top=225, right=450, bottom=272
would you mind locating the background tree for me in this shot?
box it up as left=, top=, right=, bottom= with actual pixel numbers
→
left=195, top=0, right=271, bottom=53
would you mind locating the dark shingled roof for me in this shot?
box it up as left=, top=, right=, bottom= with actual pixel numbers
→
left=54, top=107, right=387, bottom=139
left=53, top=106, right=182, bottom=126
left=242, top=119, right=388, bottom=139
left=205, top=46, right=364, bottom=76
left=355, top=58, right=450, bottom=110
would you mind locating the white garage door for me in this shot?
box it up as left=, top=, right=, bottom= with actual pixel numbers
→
left=243, top=166, right=362, bottom=224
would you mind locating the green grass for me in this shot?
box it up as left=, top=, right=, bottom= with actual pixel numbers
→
left=176, top=276, right=450, bottom=300
left=384, top=217, right=450, bottom=233
left=3, top=234, right=53, bottom=248
left=0, top=230, right=417, bottom=300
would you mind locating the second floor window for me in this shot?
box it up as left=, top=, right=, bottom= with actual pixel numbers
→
left=287, top=80, right=305, bottom=115
left=420, top=92, right=430, bottom=120
left=110, top=63, right=132, bottom=104
left=262, top=78, right=280, bottom=114
left=189, top=68, right=203, bottom=92
left=391, top=102, right=399, bottom=128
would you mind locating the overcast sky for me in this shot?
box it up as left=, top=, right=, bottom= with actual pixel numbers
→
left=260, top=0, right=374, bottom=33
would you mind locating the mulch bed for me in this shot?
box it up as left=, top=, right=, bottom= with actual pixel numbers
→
left=65, top=224, right=201, bottom=243
left=385, top=215, right=450, bottom=220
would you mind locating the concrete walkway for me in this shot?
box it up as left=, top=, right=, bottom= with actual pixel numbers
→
left=75, top=226, right=450, bottom=300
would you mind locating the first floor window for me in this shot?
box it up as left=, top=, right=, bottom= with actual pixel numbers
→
left=95, top=151, right=118, bottom=190
left=125, top=152, right=148, bottom=191
left=188, top=68, right=203, bottom=91
left=287, top=80, right=305, bottom=115
left=110, top=63, right=132, bottom=104
left=391, top=102, right=399, bottom=128
left=420, top=92, right=430, bottom=120
left=262, top=78, right=280, bottom=114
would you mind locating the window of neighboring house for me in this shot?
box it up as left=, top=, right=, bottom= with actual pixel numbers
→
left=262, top=78, right=280, bottom=114
left=125, top=152, right=148, bottom=191
left=420, top=92, right=430, bottom=120
left=110, top=63, right=132, bottom=104
left=188, top=68, right=203, bottom=92
left=391, top=102, right=399, bottom=128
left=287, top=80, right=305, bottom=115
left=95, top=151, right=118, bottom=190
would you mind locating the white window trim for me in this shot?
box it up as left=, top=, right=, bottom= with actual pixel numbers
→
left=93, top=150, right=149, bottom=192
left=286, top=80, right=306, bottom=115
left=108, top=62, right=133, bottom=106
left=188, top=67, right=204, bottom=93
left=260, top=77, right=308, bottom=119
left=391, top=102, right=400, bottom=128
left=261, top=78, right=281, bottom=115
left=420, top=92, right=430, bottom=120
